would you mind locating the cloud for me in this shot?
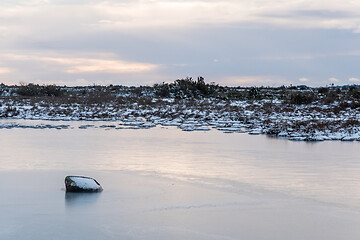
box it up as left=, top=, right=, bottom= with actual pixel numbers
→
left=90, top=1, right=360, bottom=31
left=299, top=77, right=309, bottom=82
left=255, top=54, right=323, bottom=61
left=329, top=77, right=339, bottom=82
left=0, top=67, right=12, bottom=74
left=349, top=77, right=360, bottom=82
left=171, top=63, right=188, bottom=67
left=223, top=75, right=289, bottom=86
left=2, top=53, right=159, bottom=74
left=2, top=0, right=360, bottom=35
left=1, top=1, right=360, bottom=86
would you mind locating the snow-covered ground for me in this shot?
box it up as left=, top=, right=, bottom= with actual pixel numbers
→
left=0, top=84, right=359, bottom=141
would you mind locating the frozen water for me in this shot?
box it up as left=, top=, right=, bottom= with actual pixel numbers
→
left=0, top=120, right=359, bottom=239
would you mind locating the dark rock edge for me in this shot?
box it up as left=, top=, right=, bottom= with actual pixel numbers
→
left=65, top=175, right=103, bottom=193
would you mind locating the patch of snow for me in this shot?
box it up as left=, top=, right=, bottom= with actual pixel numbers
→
left=69, top=177, right=100, bottom=190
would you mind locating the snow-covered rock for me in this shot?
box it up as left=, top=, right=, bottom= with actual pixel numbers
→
left=65, top=176, right=103, bottom=192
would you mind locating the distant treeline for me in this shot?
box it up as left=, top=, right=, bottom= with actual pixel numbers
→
left=1, top=77, right=359, bottom=105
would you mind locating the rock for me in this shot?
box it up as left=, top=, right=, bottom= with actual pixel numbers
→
left=65, top=176, right=103, bottom=192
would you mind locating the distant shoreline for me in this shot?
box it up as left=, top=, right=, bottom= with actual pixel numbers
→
left=0, top=79, right=359, bottom=141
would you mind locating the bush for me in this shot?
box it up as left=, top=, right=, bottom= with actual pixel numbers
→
left=154, top=83, right=170, bottom=98
left=349, top=87, right=360, bottom=100
left=318, top=87, right=329, bottom=94
left=247, top=87, right=260, bottom=100
left=322, top=91, right=338, bottom=104
left=289, top=92, right=316, bottom=105
left=16, top=84, right=64, bottom=97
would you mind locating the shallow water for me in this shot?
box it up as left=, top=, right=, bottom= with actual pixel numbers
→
left=0, top=120, right=359, bottom=239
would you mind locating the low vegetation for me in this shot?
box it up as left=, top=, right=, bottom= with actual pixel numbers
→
left=4, top=77, right=359, bottom=104
left=0, top=77, right=359, bottom=141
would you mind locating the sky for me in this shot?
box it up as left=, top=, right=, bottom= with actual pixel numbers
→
left=1, top=0, right=360, bottom=87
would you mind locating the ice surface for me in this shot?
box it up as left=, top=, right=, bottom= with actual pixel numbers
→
left=1, top=171, right=360, bottom=240
left=0, top=126, right=359, bottom=239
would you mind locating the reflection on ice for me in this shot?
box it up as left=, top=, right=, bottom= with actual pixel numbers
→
left=65, top=192, right=101, bottom=207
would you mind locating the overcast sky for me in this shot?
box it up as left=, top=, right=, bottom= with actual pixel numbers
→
left=1, top=0, right=360, bottom=86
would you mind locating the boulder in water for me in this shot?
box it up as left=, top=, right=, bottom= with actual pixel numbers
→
left=65, top=176, right=103, bottom=192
